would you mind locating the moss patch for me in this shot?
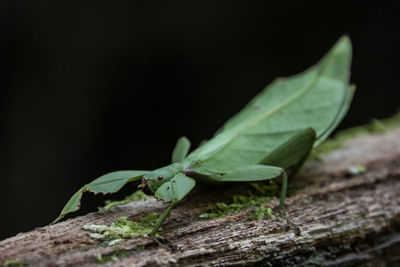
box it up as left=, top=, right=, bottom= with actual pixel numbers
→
left=96, top=249, right=130, bottom=263
left=83, top=213, right=158, bottom=245
left=99, top=190, right=151, bottom=211
left=312, top=112, right=400, bottom=158
left=199, top=182, right=279, bottom=220
left=95, top=245, right=145, bottom=263
left=249, top=205, right=275, bottom=220
left=3, top=260, right=27, bottom=267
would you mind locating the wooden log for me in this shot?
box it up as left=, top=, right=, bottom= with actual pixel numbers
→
left=1, top=126, right=400, bottom=266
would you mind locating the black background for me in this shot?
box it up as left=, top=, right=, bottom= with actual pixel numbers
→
left=1, top=1, right=399, bottom=240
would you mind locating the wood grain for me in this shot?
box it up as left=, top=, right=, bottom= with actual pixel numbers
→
left=1, top=127, right=400, bottom=266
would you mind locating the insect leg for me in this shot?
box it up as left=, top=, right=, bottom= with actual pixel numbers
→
left=278, top=131, right=315, bottom=215
left=275, top=170, right=301, bottom=235
left=279, top=170, right=288, bottom=213
left=152, top=173, right=196, bottom=235
left=278, top=135, right=315, bottom=236
left=151, top=201, right=177, bottom=236
left=259, top=127, right=316, bottom=211
left=217, top=165, right=301, bottom=234
left=262, top=129, right=315, bottom=234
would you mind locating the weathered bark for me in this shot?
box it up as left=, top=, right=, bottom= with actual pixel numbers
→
left=1, top=127, right=400, bottom=266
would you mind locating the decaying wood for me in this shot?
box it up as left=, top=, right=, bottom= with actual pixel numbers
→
left=1, top=127, right=400, bottom=266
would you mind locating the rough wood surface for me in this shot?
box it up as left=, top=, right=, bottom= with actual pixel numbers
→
left=1, top=127, right=400, bottom=266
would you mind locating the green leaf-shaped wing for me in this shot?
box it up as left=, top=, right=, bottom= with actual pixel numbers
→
left=186, top=36, right=353, bottom=173
left=54, top=170, right=147, bottom=223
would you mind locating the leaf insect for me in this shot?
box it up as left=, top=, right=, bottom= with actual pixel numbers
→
left=54, top=36, right=354, bottom=236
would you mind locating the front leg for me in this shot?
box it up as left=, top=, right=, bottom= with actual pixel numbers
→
left=151, top=173, right=196, bottom=235
left=151, top=201, right=178, bottom=236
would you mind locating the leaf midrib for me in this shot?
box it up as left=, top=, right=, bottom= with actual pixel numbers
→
left=247, top=77, right=319, bottom=131
left=219, top=70, right=323, bottom=152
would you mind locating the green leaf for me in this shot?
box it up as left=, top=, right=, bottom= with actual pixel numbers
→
left=171, top=136, right=191, bottom=163
left=54, top=170, right=147, bottom=223
left=186, top=36, right=353, bottom=173
left=154, top=173, right=195, bottom=202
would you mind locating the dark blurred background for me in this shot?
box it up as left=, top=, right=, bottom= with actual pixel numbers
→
left=0, top=1, right=399, bottom=240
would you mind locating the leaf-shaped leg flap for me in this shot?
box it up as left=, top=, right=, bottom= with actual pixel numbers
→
left=54, top=170, right=148, bottom=223
left=152, top=173, right=196, bottom=235
left=218, top=165, right=283, bottom=182
left=171, top=136, right=191, bottom=163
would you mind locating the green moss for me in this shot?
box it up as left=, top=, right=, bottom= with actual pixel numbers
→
left=249, top=205, right=275, bottom=220
left=83, top=213, right=159, bottom=245
left=3, top=260, right=27, bottom=267
left=96, top=249, right=130, bottom=264
left=95, top=244, right=146, bottom=263
left=313, top=112, right=400, bottom=157
left=199, top=182, right=279, bottom=220
left=99, top=190, right=151, bottom=211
